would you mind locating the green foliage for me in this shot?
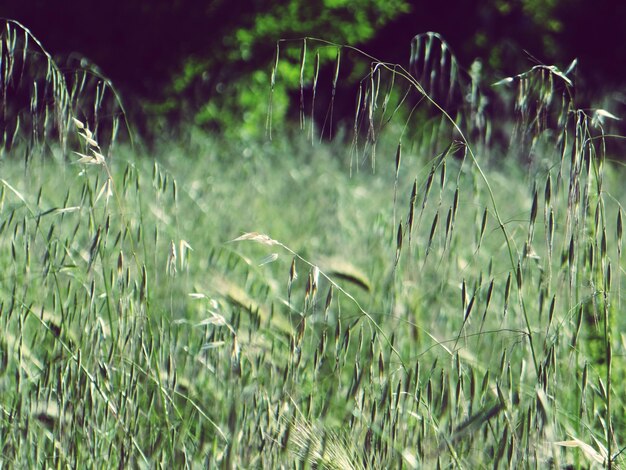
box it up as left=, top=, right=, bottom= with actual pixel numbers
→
left=166, top=0, right=409, bottom=137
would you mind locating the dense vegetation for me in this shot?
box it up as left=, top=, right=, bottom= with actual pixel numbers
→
left=1, top=19, right=626, bottom=469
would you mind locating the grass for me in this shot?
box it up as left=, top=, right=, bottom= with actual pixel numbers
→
left=2, top=20, right=626, bottom=468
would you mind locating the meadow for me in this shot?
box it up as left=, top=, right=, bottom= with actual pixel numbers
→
left=1, top=23, right=625, bottom=468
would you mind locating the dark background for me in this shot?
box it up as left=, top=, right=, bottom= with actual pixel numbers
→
left=2, top=0, right=624, bottom=137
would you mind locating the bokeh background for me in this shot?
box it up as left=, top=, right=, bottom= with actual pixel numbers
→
left=2, top=0, right=624, bottom=140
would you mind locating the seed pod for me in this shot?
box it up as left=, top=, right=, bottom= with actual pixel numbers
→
left=408, top=180, right=417, bottom=235
left=485, top=279, right=494, bottom=310
left=617, top=207, right=623, bottom=256
left=452, top=187, right=459, bottom=219
left=478, top=207, right=487, bottom=249
left=395, top=142, right=402, bottom=178
left=530, top=188, right=538, bottom=226
left=440, top=160, right=446, bottom=189
left=547, top=209, right=554, bottom=255
left=504, top=273, right=512, bottom=316
left=572, top=305, right=583, bottom=348
left=426, top=212, right=439, bottom=256
left=395, top=222, right=403, bottom=264
left=324, top=285, right=333, bottom=316
left=544, top=174, right=551, bottom=209
left=422, top=165, right=435, bottom=209
left=465, top=295, right=475, bottom=322
left=117, top=251, right=124, bottom=276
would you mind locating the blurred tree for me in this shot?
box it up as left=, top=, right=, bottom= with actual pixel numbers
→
left=1, top=0, right=408, bottom=138
left=1, top=0, right=624, bottom=139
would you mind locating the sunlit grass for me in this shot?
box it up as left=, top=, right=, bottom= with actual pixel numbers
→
left=1, top=19, right=626, bottom=469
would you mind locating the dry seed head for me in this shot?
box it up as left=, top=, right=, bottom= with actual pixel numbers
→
left=395, top=142, right=402, bottom=178
left=78, top=130, right=98, bottom=148
left=407, top=200, right=415, bottom=238
left=395, top=221, right=403, bottom=263
left=179, top=240, right=193, bottom=270
left=572, top=305, right=583, bottom=348
left=452, top=187, right=459, bottom=218
left=530, top=188, right=538, bottom=226
left=94, top=179, right=113, bottom=205
left=423, top=165, right=435, bottom=209
left=426, top=212, right=439, bottom=254
left=503, top=272, right=512, bottom=315
left=465, top=295, right=475, bottom=321
left=72, top=117, right=85, bottom=129
left=617, top=207, right=623, bottom=255
left=485, top=279, right=494, bottom=309
left=258, top=253, right=278, bottom=266
left=231, top=232, right=279, bottom=246
left=312, top=265, right=319, bottom=292
left=167, top=240, right=177, bottom=276
left=87, top=226, right=101, bottom=271
left=598, top=377, right=607, bottom=401
left=304, top=274, right=312, bottom=306
left=544, top=174, right=552, bottom=209
left=478, top=207, right=487, bottom=248
left=296, top=316, right=306, bottom=345
left=324, top=285, right=333, bottom=314
left=288, top=257, right=297, bottom=302
left=117, top=251, right=123, bottom=276
left=444, top=207, right=453, bottom=243
left=290, top=257, right=297, bottom=282
left=409, top=179, right=417, bottom=206
left=74, top=151, right=104, bottom=165
left=440, top=160, right=446, bottom=189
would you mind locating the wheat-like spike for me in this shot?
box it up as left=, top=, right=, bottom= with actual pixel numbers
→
left=477, top=207, right=487, bottom=250
left=395, top=221, right=403, bottom=266
left=424, top=211, right=439, bottom=261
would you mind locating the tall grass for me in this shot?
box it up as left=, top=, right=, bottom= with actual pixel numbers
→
left=1, top=20, right=625, bottom=468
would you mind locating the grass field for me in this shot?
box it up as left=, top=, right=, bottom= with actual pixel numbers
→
left=1, top=23, right=626, bottom=469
